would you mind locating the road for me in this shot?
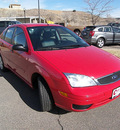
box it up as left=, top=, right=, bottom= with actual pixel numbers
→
left=0, top=45, right=120, bottom=130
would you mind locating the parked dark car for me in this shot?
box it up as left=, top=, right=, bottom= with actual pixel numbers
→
left=81, top=25, right=120, bottom=48
left=0, top=20, right=21, bottom=34
left=108, top=22, right=120, bottom=28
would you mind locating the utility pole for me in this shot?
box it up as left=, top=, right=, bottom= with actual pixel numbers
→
left=24, top=8, right=26, bottom=23
left=38, top=0, right=40, bottom=23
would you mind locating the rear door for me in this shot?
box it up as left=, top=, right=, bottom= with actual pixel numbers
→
left=113, top=27, right=120, bottom=43
left=0, top=27, right=15, bottom=69
left=10, top=27, right=29, bottom=80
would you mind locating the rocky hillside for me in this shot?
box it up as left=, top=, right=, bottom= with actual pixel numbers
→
left=0, top=8, right=118, bottom=26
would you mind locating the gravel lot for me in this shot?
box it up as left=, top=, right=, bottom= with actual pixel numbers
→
left=103, top=44, right=120, bottom=50
left=0, top=45, right=120, bottom=130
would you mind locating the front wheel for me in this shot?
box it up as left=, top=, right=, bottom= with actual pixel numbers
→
left=96, top=38, right=105, bottom=48
left=38, top=77, right=54, bottom=112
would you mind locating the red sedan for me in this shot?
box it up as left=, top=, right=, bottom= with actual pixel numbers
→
left=0, top=23, right=120, bottom=112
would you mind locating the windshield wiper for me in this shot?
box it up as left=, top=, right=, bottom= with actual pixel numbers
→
left=60, top=44, right=81, bottom=49
left=35, top=45, right=82, bottom=51
left=37, top=47, right=61, bottom=51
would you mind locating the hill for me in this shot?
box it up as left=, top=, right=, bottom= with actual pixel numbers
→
left=0, top=8, right=118, bottom=26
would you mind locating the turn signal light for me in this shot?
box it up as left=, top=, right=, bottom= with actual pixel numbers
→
left=59, top=91, right=68, bottom=97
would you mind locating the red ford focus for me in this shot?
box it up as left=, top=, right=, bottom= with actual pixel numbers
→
left=0, top=23, right=120, bottom=112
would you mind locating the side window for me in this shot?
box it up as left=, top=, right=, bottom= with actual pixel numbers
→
left=117, top=29, right=120, bottom=33
left=98, top=28, right=103, bottom=32
left=104, top=27, right=111, bottom=32
left=113, top=28, right=120, bottom=33
left=4, top=27, right=15, bottom=44
left=13, top=27, right=26, bottom=47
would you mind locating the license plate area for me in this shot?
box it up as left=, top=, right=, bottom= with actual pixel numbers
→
left=112, top=87, right=120, bottom=99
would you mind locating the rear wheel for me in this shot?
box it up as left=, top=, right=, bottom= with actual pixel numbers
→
left=96, top=38, right=105, bottom=48
left=38, top=77, right=54, bottom=112
left=74, top=29, right=81, bottom=36
left=0, top=55, right=7, bottom=72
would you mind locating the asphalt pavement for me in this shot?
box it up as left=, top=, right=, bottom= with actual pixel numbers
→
left=0, top=46, right=120, bottom=129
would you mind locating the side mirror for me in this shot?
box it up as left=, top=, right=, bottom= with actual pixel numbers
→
left=12, top=44, right=28, bottom=52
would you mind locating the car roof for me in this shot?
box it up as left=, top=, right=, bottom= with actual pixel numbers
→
left=96, top=25, right=112, bottom=28
left=0, top=20, right=19, bottom=22
left=86, top=25, right=111, bottom=28
left=9, top=23, right=62, bottom=28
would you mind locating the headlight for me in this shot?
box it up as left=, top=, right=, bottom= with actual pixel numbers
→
left=64, top=73, right=98, bottom=87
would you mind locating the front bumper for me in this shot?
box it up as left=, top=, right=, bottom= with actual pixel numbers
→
left=52, top=80, right=120, bottom=112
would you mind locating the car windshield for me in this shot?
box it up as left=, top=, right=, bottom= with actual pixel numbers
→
left=27, top=26, right=89, bottom=51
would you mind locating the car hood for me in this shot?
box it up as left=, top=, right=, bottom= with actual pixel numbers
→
left=36, top=46, right=120, bottom=78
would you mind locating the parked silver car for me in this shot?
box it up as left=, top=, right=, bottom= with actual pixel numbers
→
left=0, top=21, right=21, bottom=34
left=81, top=25, right=120, bottom=48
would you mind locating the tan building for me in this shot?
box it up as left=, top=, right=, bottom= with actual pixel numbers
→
left=9, top=4, right=21, bottom=9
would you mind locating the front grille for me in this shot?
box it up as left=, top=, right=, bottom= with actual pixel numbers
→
left=97, top=71, right=120, bottom=85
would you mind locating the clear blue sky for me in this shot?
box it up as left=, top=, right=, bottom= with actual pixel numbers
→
left=0, top=0, right=120, bottom=18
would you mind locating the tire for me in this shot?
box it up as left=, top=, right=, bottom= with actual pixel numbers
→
left=0, top=55, right=7, bottom=72
left=74, top=30, right=80, bottom=36
left=96, top=38, right=105, bottom=48
left=38, top=77, right=54, bottom=112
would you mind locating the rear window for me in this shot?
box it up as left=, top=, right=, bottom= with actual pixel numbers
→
left=98, top=28, right=103, bottom=32
left=84, top=26, right=96, bottom=31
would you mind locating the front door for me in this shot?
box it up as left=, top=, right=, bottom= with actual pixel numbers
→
left=10, top=27, right=30, bottom=81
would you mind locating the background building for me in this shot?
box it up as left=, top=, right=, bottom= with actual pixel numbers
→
left=9, top=4, right=22, bottom=9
